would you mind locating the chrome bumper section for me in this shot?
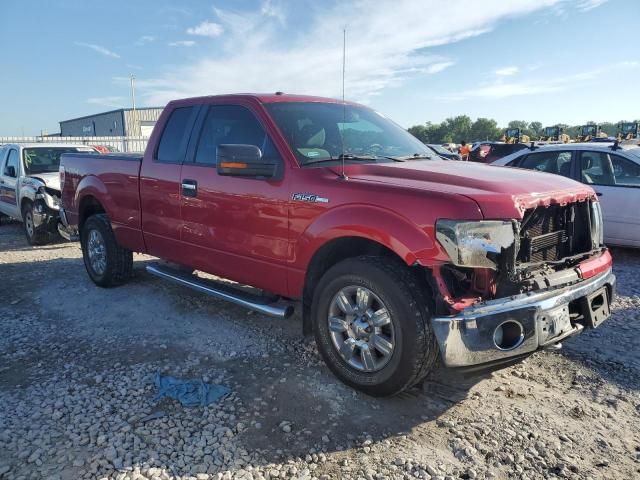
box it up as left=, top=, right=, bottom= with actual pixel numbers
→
left=432, top=269, right=616, bottom=367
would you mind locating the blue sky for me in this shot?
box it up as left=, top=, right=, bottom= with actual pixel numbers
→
left=0, top=0, right=638, bottom=135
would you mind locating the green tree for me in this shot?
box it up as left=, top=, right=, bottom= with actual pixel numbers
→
left=469, top=117, right=501, bottom=141
left=529, top=121, right=543, bottom=138
left=442, top=115, right=473, bottom=143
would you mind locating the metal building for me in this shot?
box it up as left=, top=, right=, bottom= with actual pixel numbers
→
left=59, top=107, right=163, bottom=138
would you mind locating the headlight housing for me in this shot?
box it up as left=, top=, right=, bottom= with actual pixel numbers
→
left=590, top=201, right=604, bottom=248
left=35, top=186, right=60, bottom=209
left=435, top=220, right=516, bottom=269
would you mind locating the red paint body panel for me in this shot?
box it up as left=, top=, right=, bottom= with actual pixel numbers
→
left=61, top=156, right=145, bottom=252
left=60, top=94, right=608, bottom=300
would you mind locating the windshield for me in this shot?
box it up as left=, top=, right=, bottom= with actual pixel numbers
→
left=265, top=102, right=434, bottom=166
left=23, top=147, right=95, bottom=175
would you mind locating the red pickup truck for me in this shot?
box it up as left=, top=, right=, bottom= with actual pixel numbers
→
left=60, top=94, right=615, bottom=396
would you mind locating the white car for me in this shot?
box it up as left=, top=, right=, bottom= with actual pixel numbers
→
left=492, top=142, right=640, bottom=248
left=0, top=143, right=96, bottom=244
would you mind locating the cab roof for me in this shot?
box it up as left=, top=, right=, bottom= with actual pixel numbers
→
left=169, top=93, right=361, bottom=107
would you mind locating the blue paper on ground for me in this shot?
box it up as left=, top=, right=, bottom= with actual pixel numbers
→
left=154, top=371, right=230, bottom=407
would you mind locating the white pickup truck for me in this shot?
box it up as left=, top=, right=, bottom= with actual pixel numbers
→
left=0, top=143, right=96, bottom=244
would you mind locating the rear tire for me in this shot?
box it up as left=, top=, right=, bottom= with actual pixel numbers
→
left=22, top=201, right=49, bottom=246
left=81, top=214, right=133, bottom=287
left=312, top=256, right=439, bottom=397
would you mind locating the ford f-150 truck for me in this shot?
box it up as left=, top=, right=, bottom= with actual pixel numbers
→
left=60, top=94, right=615, bottom=396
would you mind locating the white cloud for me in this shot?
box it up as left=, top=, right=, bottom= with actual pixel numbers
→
left=137, top=35, right=156, bottom=45
left=133, top=0, right=590, bottom=106
left=261, top=0, right=286, bottom=24
left=74, top=42, right=120, bottom=58
left=187, top=21, right=224, bottom=38
left=87, top=96, right=125, bottom=108
left=439, top=61, right=639, bottom=101
left=495, top=66, right=519, bottom=76
left=576, top=0, right=609, bottom=11
left=426, top=62, right=455, bottom=74
left=169, top=40, right=196, bottom=47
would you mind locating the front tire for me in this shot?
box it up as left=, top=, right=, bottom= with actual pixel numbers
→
left=312, top=256, right=439, bottom=397
left=22, top=201, right=49, bottom=245
left=81, top=214, right=133, bottom=287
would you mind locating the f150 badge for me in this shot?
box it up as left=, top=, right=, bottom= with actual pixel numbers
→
left=292, top=193, right=329, bottom=203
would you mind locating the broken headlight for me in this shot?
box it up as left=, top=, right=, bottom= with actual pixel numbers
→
left=36, top=186, right=60, bottom=209
left=435, top=220, right=515, bottom=269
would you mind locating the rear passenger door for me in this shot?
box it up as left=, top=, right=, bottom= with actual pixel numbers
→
left=578, top=150, right=640, bottom=246
left=0, top=148, right=21, bottom=218
left=179, top=103, right=290, bottom=293
left=139, top=105, right=200, bottom=261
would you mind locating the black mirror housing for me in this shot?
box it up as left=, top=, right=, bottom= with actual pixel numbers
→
left=216, top=144, right=278, bottom=179
left=5, top=166, right=16, bottom=177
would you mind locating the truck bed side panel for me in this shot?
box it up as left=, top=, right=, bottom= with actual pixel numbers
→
left=62, top=153, right=145, bottom=252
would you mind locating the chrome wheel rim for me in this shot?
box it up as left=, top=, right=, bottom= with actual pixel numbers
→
left=87, top=229, right=107, bottom=275
left=328, top=286, right=395, bottom=372
left=25, top=211, right=34, bottom=237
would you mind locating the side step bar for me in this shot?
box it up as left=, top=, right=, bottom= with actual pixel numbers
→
left=146, top=264, right=294, bottom=319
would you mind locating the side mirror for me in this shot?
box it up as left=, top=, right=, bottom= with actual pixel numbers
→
left=5, top=165, right=16, bottom=177
left=217, top=144, right=277, bottom=178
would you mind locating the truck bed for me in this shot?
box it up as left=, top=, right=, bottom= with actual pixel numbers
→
left=60, top=152, right=144, bottom=250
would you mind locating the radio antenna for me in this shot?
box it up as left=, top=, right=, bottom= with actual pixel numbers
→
left=340, top=26, right=348, bottom=180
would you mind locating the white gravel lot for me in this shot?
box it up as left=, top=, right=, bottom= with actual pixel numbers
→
left=0, top=219, right=638, bottom=480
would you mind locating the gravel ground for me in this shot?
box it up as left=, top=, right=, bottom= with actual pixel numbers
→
left=0, top=219, right=638, bottom=480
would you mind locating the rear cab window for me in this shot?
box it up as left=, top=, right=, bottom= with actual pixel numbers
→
left=155, top=106, right=198, bottom=163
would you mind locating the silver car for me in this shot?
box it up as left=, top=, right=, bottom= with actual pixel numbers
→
left=492, top=142, right=640, bottom=248
left=0, top=143, right=96, bottom=244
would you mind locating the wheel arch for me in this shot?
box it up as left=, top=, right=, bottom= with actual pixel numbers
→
left=300, top=235, right=434, bottom=336
left=78, top=194, right=106, bottom=233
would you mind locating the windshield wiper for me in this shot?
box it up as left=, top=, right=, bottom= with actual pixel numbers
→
left=383, top=153, right=435, bottom=161
left=303, top=154, right=380, bottom=166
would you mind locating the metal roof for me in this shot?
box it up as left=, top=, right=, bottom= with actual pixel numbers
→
left=59, top=107, right=163, bottom=124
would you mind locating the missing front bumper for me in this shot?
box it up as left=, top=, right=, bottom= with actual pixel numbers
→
left=431, top=268, right=616, bottom=367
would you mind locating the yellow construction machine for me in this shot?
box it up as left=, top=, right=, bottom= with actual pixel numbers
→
left=538, top=126, right=570, bottom=143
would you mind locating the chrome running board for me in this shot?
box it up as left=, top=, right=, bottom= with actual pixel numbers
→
left=146, top=264, right=294, bottom=319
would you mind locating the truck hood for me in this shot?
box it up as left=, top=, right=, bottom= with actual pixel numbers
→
left=27, top=172, right=60, bottom=192
left=344, top=160, right=595, bottom=219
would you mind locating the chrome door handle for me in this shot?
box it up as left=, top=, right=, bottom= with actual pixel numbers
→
left=181, top=179, right=197, bottom=197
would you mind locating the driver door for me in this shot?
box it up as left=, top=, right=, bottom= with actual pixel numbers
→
left=0, top=148, right=21, bottom=218
left=179, top=103, right=291, bottom=293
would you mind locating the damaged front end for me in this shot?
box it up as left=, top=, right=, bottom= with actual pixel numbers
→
left=428, top=198, right=615, bottom=368
left=32, top=185, right=62, bottom=234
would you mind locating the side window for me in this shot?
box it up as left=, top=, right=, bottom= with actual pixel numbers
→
left=507, top=154, right=526, bottom=167
left=519, top=151, right=572, bottom=175
left=610, top=154, right=640, bottom=187
left=3, top=149, right=19, bottom=177
left=194, top=105, right=279, bottom=166
left=156, top=106, right=196, bottom=163
left=579, top=151, right=615, bottom=186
